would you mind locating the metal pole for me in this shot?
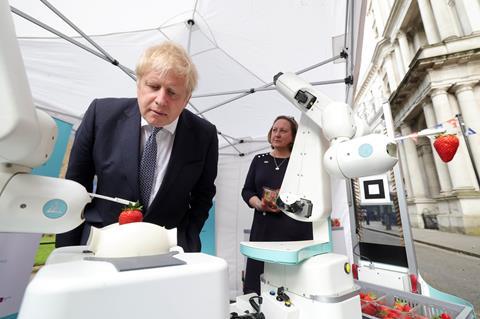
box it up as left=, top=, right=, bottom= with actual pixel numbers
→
left=220, top=144, right=270, bottom=157
left=40, top=0, right=136, bottom=79
left=192, top=79, right=345, bottom=99
left=11, top=6, right=136, bottom=81
left=188, top=101, right=243, bottom=155
left=196, top=56, right=343, bottom=115
left=219, top=139, right=267, bottom=150
left=383, top=102, right=419, bottom=278
left=456, top=113, right=480, bottom=187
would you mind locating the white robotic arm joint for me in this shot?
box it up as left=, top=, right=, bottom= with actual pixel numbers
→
left=274, top=72, right=398, bottom=180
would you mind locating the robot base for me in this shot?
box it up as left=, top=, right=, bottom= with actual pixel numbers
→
left=18, top=247, right=230, bottom=319
left=233, top=253, right=362, bottom=319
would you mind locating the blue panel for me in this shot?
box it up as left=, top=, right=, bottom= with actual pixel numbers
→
left=240, top=241, right=332, bottom=265
left=358, top=143, right=373, bottom=158
left=200, top=203, right=216, bottom=256
left=0, top=313, right=18, bottom=319
left=32, top=118, right=72, bottom=177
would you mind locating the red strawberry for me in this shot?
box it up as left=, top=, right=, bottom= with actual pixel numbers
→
left=361, top=303, right=377, bottom=316
left=118, top=201, right=143, bottom=225
left=433, top=134, right=459, bottom=163
left=394, top=300, right=412, bottom=312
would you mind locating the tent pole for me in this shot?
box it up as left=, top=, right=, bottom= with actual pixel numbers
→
left=197, top=56, right=344, bottom=115
left=344, top=0, right=350, bottom=51
left=220, top=145, right=271, bottom=157
left=349, top=0, right=355, bottom=83
left=192, top=79, right=346, bottom=99
left=11, top=7, right=136, bottom=81
left=296, top=54, right=342, bottom=75
left=219, top=139, right=268, bottom=151
left=39, top=0, right=136, bottom=80
left=188, top=101, right=244, bottom=155
left=11, top=7, right=108, bottom=62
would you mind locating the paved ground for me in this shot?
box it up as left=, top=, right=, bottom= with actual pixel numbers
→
left=364, top=221, right=480, bottom=258
left=364, top=221, right=480, bottom=315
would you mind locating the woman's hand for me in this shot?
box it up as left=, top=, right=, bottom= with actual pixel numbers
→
left=249, top=196, right=280, bottom=213
left=262, top=199, right=281, bottom=213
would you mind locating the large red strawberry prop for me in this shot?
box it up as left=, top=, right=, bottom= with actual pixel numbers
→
left=433, top=313, right=452, bottom=319
left=433, top=134, right=459, bottom=163
left=118, top=201, right=143, bottom=225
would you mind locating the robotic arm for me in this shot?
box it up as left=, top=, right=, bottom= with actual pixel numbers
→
left=273, top=72, right=397, bottom=223
left=0, top=1, right=90, bottom=233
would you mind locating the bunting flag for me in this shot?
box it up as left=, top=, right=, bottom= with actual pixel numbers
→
left=467, top=127, right=477, bottom=136
left=396, top=118, right=477, bottom=143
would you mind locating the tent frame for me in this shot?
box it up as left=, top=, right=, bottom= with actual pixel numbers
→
left=11, top=0, right=356, bottom=157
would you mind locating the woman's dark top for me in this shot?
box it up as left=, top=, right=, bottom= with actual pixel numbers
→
left=241, top=152, right=313, bottom=294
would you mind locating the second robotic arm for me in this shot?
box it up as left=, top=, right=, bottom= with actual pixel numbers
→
left=273, top=72, right=397, bottom=223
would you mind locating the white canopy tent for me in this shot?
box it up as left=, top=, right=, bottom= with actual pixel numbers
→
left=9, top=0, right=366, bottom=297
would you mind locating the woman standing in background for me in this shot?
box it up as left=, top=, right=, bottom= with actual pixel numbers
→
left=241, top=115, right=313, bottom=295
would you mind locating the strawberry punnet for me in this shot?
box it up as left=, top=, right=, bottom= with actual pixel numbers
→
left=433, top=134, right=459, bottom=163
left=118, top=201, right=143, bottom=225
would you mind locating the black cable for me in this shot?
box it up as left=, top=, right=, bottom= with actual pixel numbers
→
left=353, top=235, right=373, bottom=265
left=248, top=295, right=262, bottom=313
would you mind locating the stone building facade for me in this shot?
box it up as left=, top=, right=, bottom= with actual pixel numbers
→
left=355, top=0, right=480, bottom=235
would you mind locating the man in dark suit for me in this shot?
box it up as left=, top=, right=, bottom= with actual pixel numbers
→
left=56, top=42, right=218, bottom=252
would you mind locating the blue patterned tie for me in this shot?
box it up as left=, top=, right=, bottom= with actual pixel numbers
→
left=139, top=127, right=161, bottom=209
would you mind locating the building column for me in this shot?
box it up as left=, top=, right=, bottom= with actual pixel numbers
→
left=400, top=124, right=433, bottom=228
left=454, top=0, right=480, bottom=34
left=430, top=88, right=473, bottom=190
left=392, top=44, right=404, bottom=81
left=371, top=0, right=385, bottom=34
left=397, top=31, right=412, bottom=71
left=412, top=30, right=424, bottom=52
left=418, top=138, right=440, bottom=197
left=453, top=83, right=480, bottom=180
left=384, top=52, right=398, bottom=91
left=416, top=0, right=440, bottom=44
left=421, top=100, right=453, bottom=193
left=399, top=124, right=427, bottom=199
left=429, top=0, right=461, bottom=41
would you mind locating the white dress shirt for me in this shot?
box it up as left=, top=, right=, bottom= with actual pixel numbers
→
left=140, top=117, right=178, bottom=205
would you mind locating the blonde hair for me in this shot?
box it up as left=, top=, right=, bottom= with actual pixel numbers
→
left=135, top=41, right=198, bottom=95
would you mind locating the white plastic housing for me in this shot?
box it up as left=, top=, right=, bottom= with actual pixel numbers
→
left=87, top=222, right=179, bottom=258
left=264, top=253, right=354, bottom=296
left=324, top=134, right=398, bottom=178
left=19, top=251, right=230, bottom=319
left=275, top=72, right=330, bottom=127
left=353, top=114, right=371, bottom=138
left=321, top=100, right=355, bottom=142
left=20, top=109, right=58, bottom=168
left=0, top=1, right=42, bottom=165
left=279, top=113, right=331, bottom=223
left=261, top=253, right=362, bottom=319
left=0, top=173, right=90, bottom=233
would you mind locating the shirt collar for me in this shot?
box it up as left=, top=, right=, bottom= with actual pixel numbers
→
left=140, top=117, right=178, bottom=135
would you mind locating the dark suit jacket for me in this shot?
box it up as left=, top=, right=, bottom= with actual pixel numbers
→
left=56, top=98, right=218, bottom=252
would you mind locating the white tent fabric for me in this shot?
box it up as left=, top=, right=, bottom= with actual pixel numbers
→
left=10, top=0, right=366, bottom=298
left=11, top=0, right=365, bottom=146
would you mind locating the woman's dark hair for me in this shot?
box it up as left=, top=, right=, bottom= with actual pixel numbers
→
left=267, top=115, right=298, bottom=151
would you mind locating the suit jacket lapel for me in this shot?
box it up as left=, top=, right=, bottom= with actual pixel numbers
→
left=118, top=101, right=141, bottom=198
